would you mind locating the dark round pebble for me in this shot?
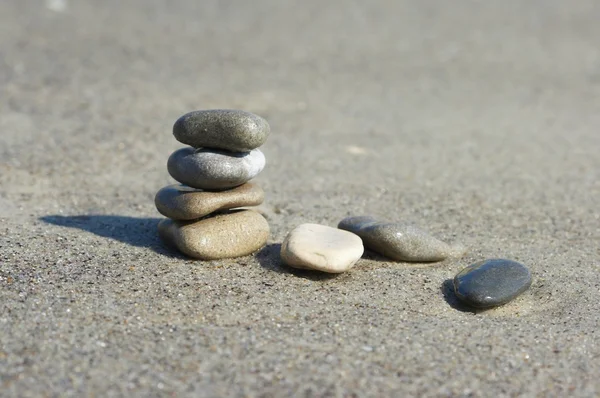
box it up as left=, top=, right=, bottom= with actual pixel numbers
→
left=453, top=259, right=532, bottom=308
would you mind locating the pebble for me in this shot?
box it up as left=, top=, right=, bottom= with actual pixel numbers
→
left=167, top=147, right=265, bottom=190
left=154, top=182, right=264, bottom=220
left=158, top=210, right=269, bottom=260
left=453, top=259, right=532, bottom=308
left=173, top=109, right=270, bottom=152
left=280, top=223, right=364, bottom=273
left=338, top=216, right=463, bottom=262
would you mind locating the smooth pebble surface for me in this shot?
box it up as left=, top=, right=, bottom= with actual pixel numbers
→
left=281, top=223, right=364, bottom=273
left=173, top=109, right=270, bottom=152
left=158, top=210, right=269, bottom=260
left=167, top=147, right=265, bottom=190
left=338, top=216, right=463, bottom=262
left=154, top=183, right=264, bottom=220
left=453, top=259, right=532, bottom=308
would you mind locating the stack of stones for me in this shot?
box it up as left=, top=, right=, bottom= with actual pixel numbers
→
left=155, top=109, right=271, bottom=260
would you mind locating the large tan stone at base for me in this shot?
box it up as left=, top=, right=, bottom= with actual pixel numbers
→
left=158, top=210, right=269, bottom=260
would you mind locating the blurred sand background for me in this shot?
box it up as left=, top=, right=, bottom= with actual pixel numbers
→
left=1, top=0, right=599, bottom=396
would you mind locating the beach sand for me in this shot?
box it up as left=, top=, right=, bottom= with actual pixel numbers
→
left=1, top=0, right=599, bottom=396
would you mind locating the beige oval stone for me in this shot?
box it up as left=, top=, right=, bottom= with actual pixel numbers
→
left=281, top=223, right=364, bottom=273
left=155, top=183, right=264, bottom=220
left=158, top=210, right=269, bottom=260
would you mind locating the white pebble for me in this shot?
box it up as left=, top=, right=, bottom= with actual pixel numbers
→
left=281, top=223, right=364, bottom=273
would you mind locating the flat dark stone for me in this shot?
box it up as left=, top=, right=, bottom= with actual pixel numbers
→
left=453, top=259, right=532, bottom=308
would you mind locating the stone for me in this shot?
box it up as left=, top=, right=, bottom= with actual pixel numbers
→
left=158, top=210, right=269, bottom=260
left=338, top=216, right=464, bottom=262
left=167, top=147, right=265, bottom=190
left=280, top=223, right=364, bottom=273
left=154, top=183, right=264, bottom=220
left=173, top=109, right=270, bottom=152
left=453, top=259, right=532, bottom=308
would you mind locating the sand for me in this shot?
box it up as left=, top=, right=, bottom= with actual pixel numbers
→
left=1, top=0, right=599, bottom=396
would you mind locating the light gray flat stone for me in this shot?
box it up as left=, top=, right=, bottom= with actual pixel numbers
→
left=338, top=216, right=465, bottom=262
left=154, top=182, right=264, bottom=220
left=167, top=147, right=265, bottom=190
left=173, top=109, right=270, bottom=152
left=158, top=210, right=269, bottom=260
left=281, top=223, right=364, bottom=273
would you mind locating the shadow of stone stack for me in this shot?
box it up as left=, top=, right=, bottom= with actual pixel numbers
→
left=154, top=109, right=270, bottom=260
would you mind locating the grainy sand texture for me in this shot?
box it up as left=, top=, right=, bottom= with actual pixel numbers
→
left=1, top=1, right=599, bottom=396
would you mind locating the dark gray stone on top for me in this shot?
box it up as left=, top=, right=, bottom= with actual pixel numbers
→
left=173, top=109, right=270, bottom=152
left=453, top=259, right=532, bottom=308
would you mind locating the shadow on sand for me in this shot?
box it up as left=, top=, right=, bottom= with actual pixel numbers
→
left=41, top=215, right=374, bottom=274
left=441, top=279, right=477, bottom=313
left=39, top=214, right=183, bottom=258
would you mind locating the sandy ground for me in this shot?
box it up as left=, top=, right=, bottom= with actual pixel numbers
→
left=1, top=0, right=599, bottom=396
